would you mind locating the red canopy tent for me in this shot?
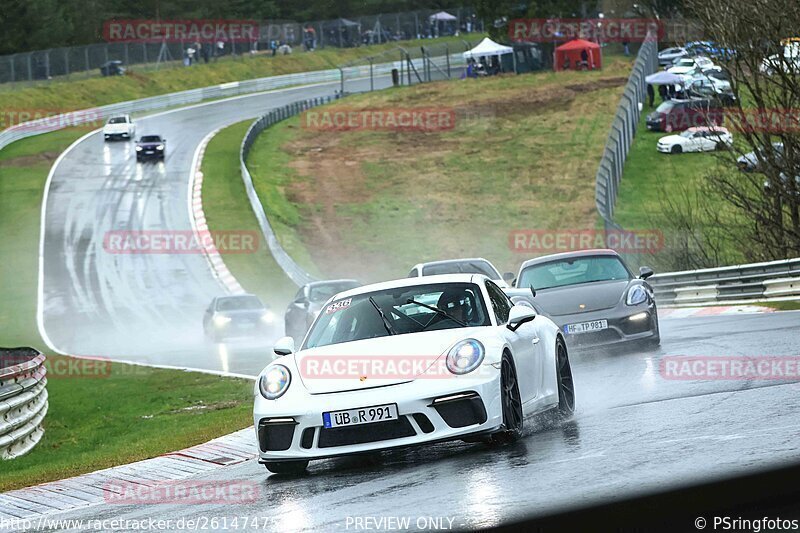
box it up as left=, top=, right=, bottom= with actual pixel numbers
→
left=554, top=39, right=602, bottom=71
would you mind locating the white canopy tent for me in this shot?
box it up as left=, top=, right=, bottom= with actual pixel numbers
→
left=645, top=71, right=685, bottom=85
left=463, top=38, right=516, bottom=73
left=463, top=37, right=514, bottom=59
left=429, top=11, right=457, bottom=21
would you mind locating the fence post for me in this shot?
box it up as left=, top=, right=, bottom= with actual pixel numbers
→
left=45, top=50, right=50, bottom=79
left=445, top=44, right=450, bottom=78
left=369, top=57, right=374, bottom=91
left=27, top=53, right=32, bottom=82
left=64, top=48, right=70, bottom=78
left=9, top=56, right=14, bottom=83
left=84, top=47, right=89, bottom=72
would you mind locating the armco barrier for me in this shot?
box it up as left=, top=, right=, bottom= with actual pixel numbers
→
left=0, top=68, right=343, bottom=152
left=0, top=348, right=48, bottom=460
left=595, top=31, right=658, bottom=232
left=650, top=257, right=800, bottom=306
left=239, top=98, right=336, bottom=287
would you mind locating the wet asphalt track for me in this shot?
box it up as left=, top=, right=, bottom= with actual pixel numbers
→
left=31, top=69, right=800, bottom=529
left=25, top=310, right=800, bottom=531
left=39, top=75, right=394, bottom=375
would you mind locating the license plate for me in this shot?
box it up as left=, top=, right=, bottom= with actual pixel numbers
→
left=564, top=319, right=608, bottom=335
left=323, top=403, right=398, bottom=428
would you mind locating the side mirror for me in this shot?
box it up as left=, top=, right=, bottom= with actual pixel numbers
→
left=273, top=336, right=295, bottom=357
left=639, top=266, right=654, bottom=280
left=507, top=305, right=536, bottom=332
left=502, top=272, right=516, bottom=286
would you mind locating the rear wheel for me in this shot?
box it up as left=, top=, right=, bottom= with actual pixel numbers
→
left=493, top=353, right=523, bottom=443
left=556, top=337, right=575, bottom=418
left=264, top=460, right=309, bottom=475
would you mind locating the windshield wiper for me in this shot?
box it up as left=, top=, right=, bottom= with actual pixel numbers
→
left=406, top=299, right=467, bottom=327
left=369, top=297, right=397, bottom=336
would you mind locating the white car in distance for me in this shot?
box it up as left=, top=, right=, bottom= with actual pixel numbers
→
left=103, top=114, right=136, bottom=141
left=669, top=56, right=719, bottom=76
left=657, top=126, right=733, bottom=154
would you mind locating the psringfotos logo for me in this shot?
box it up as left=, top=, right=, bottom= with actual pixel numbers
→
left=508, top=229, right=664, bottom=254
left=301, top=107, right=457, bottom=132
left=103, top=480, right=259, bottom=504
left=103, top=230, right=259, bottom=254
left=102, top=19, right=259, bottom=43
left=0, top=108, right=102, bottom=132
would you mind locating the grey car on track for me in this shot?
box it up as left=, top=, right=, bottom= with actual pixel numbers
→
left=514, top=249, right=660, bottom=348
left=284, top=279, right=362, bottom=344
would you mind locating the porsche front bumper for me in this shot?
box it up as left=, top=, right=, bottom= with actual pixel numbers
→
left=253, top=370, right=503, bottom=462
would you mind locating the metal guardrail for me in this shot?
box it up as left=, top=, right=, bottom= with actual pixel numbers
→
left=595, top=32, right=659, bottom=231
left=650, top=257, right=800, bottom=305
left=239, top=98, right=336, bottom=287
left=0, top=68, right=345, bottom=152
left=0, top=348, right=48, bottom=460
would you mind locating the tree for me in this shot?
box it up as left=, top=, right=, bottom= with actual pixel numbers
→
left=685, top=0, right=800, bottom=260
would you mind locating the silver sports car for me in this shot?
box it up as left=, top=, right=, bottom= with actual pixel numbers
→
left=514, top=249, right=660, bottom=348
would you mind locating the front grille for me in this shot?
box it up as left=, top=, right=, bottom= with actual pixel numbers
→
left=412, top=413, right=435, bottom=433
left=431, top=393, right=487, bottom=428
left=300, top=427, right=315, bottom=449
left=318, top=417, right=416, bottom=448
left=257, top=419, right=297, bottom=452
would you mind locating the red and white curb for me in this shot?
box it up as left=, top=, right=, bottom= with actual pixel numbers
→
left=0, top=428, right=257, bottom=523
left=659, top=305, right=776, bottom=319
left=189, top=128, right=245, bottom=295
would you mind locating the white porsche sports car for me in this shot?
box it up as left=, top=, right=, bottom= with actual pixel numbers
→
left=253, top=274, right=575, bottom=474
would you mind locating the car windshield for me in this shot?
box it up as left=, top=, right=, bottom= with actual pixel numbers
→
left=676, top=59, right=694, bottom=67
left=303, top=282, right=490, bottom=349
left=309, top=281, right=360, bottom=303
left=108, top=117, right=127, bottom=124
left=140, top=136, right=161, bottom=143
left=216, top=296, right=263, bottom=311
left=679, top=130, right=695, bottom=138
left=518, top=256, right=631, bottom=291
left=420, top=260, right=501, bottom=279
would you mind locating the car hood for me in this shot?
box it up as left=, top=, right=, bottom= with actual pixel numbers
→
left=533, top=280, right=630, bottom=317
left=137, top=142, right=162, bottom=148
left=295, top=327, right=486, bottom=394
left=105, top=123, right=129, bottom=130
left=658, top=134, right=684, bottom=145
left=216, top=309, right=267, bottom=320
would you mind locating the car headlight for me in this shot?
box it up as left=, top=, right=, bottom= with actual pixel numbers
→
left=156, top=145, right=164, bottom=150
left=259, top=365, right=291, bottom=399
left=446, top=339, right=485, bottom=375
left=213, top=315, right=231, bottom=327
left=626, top=285, right=648, bottom=306
left=260, top=310, right=275, bottom=323
left=135, top=146, right=142, bottom=151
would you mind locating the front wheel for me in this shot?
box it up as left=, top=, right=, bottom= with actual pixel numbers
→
left=556, top=337, right=575, bottom=418
left=670, top=144, right=682, bottom=154
left=264, top=460, right=308, bottom=475
left=492, top=353, right=523, bottom=443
